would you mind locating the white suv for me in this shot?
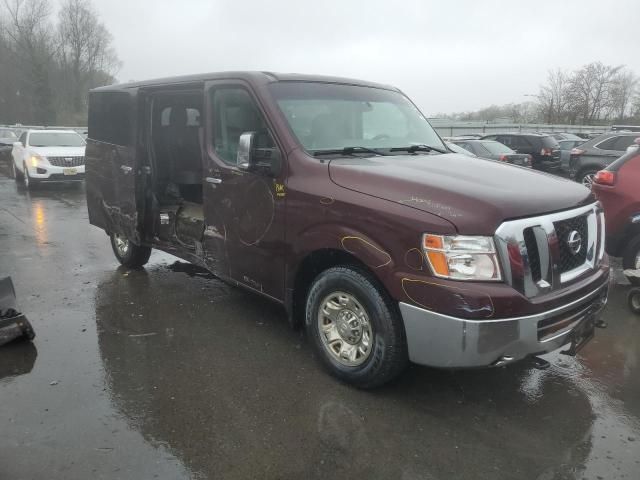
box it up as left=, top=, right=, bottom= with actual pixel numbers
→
left=11, top=130, right=86, bottom=189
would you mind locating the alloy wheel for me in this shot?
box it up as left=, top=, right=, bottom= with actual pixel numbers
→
left=113, top=234, right=130, bottom=257
left=317, top=291, right=373, bottom=367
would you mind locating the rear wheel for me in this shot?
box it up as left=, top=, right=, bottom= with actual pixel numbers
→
left=305, top=266, right=408, bottom=388
left=623, top=234, right=640, bottom=286
left=628, top=288, right=640, bottom=314
left=110, top=233, right=152, bottom=268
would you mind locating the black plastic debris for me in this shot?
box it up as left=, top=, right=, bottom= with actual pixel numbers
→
left=0, top=277, right=35, bottom=347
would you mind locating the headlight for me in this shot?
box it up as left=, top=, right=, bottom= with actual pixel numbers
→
left=422, top=234, right=502, bottom=281
left=30, top=155, right=45, bottom=167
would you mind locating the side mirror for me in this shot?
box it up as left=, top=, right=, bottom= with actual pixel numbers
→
left=236, top=131, right=282, bottom=177
left=236, top=131, right=255, bottom=170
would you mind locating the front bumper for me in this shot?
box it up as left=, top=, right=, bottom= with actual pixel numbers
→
left=26, top=164, right=85, bottom=182
left=399, top=281, right=609, bottom=368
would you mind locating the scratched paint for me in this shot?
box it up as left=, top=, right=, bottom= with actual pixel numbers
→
left=341, top=236, right=392, bottom=269
left=401, top=278, right=494, bottom=317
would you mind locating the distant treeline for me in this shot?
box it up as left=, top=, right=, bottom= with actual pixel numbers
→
left=438, top=62, right=640, bottom=126
left=0, top=0, right=119, bottom=125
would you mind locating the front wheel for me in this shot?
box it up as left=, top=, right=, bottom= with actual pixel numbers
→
left=577, top=168, right=598, bottom=189
left=623, top=235, right=640, bottom=286
left=110, top=233, right=152, bottom=268
left=305, top=266, right=408, bottom=388
left=628, top=288, right=640, bottom=314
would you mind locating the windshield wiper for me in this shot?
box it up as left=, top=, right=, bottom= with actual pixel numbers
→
left=389, top=144, right=447, bottom=154
left=313, top=146, right=387, bottom=157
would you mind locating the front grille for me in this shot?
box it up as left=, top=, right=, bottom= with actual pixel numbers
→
left=495, top=203, right=605, bottom=298
left=48, top=156, right=85, bottom=167
left=554, top=215, right=588, bottom=273
left=523, top=227, right=541, bottom=282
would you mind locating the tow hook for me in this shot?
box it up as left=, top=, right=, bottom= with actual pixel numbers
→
left=529, top=356, right=551, bottom=370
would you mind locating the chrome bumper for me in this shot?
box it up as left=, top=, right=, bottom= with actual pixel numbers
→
left=399, top=282, right=609, bottom=368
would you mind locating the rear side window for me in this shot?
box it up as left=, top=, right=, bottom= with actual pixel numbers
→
left=88, top=92, right=132, bottom=146
left=595, top=136, right=619, bottom=150
left=613, top=136, right=636, bottom=151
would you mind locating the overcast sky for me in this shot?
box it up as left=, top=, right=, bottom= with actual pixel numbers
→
left=88, top=0, right=640, bottom=116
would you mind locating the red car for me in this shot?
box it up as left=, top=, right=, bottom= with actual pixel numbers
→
left=592, top=141, right=640, bottom=283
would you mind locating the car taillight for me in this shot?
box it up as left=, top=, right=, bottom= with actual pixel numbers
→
left=498, top=154, right=508, bottom=162
left=570, top=148, right=585, bottom=155
left=594, top=170, right=616, bottom=186
left=540, top=147, right=553, bottom=156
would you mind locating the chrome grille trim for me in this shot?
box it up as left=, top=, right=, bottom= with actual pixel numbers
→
left=494, top=202, right=605, bottom=298
left=47, top=156, right=85, bottom=167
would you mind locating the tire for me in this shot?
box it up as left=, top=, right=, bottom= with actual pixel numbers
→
left=305, top=266, right=408, bottom=389
left=576, top=168, right=598, bottom=189
left=110, top=233, right=152, bottom=268
left=23, top=163, right=37, bottom=190
left=623, top=234, right=640, bottom=286
left=628, top=288, right=640, bottom=314
left=12, top=162, right=23, bottom=182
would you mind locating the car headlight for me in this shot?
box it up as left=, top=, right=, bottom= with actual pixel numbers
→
left=422, top=234, right=502, bottom=281
left=30, top=155, right=45, bottom=167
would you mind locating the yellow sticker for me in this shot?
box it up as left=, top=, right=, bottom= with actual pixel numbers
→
left=275, top=182, right=286, bottom=198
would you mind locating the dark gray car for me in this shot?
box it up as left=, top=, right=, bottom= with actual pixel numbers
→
left=569, top=132, right=640, bottom=187
left=558, top=139, right=585, bottom=172
left=0, top=128, right=18, bottom=161
left=451, top=139, right=532, bottom=167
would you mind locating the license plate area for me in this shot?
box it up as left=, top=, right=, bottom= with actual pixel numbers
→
left=63, top=168, right=77, bottom=176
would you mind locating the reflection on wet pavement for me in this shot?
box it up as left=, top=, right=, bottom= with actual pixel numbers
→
left=0, top=174, right=639, bottom=479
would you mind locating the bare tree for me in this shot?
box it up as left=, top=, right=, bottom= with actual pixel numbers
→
left=566, top=62, right=623, bottom=124
left=57, top=0, right=119, bottom=118
left=537, top=69, right=570, bottom=123
left=2, top=0, right=56, bottom=123
left=609, top=70, right=637, bottom=121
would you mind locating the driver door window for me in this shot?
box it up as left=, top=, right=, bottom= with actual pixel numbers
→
left=211, top=87, right=275, bottom=166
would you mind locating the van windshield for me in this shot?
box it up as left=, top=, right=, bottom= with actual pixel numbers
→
left=269, top=82, right=445, bottom=154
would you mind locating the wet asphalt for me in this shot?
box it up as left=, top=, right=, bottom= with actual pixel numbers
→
left=0, top=163, right=639, bottom=480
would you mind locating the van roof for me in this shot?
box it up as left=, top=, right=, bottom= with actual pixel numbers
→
left=91, top=71, right=398, bottom=93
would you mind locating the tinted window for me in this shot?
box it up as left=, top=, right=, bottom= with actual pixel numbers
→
left=613, top=136, right=637, bottom=151
left=29, top=132, right=85, bottom=147
left=480, top=141, right=514, bottom=154
left=211, top=87, right=275, bottom=165
left=88, top=92, right=132, bottom=146
left=595, top=136, right=619, bottom=150
left=511, top=136, right=532, bottom=149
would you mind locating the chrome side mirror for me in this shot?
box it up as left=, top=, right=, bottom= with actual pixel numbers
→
left=236, top=131, right=256, bottom=170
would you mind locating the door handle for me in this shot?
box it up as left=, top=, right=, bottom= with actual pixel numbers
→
left=120, top=165, right=133, bottom=174
left=205, top=177, right=222, bottom=184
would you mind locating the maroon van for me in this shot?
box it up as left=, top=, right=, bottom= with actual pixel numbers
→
left=85, top=72, right=609, bottom=387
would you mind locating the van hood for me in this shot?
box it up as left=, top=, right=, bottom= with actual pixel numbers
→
left=328, top=153, right=594, bottom=234
left=31, top=146, right=85, bottom=157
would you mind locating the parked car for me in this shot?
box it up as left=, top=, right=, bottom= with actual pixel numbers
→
left=11, top=129, right=86, bottom=189
left=568, top=132, right=640, bottom=188
left=481, top=133, right=561, bottom=171
left=450, top=139, right=532, bottom=167
left=86, top=72, right=609, bottom=388
left=592, top=146, right=640, bottom=284
left=558, top=139, right=585, bottom=172
left=0, top=128, right=19, bottom=162
left=445, top=141, right=476, bottom=157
